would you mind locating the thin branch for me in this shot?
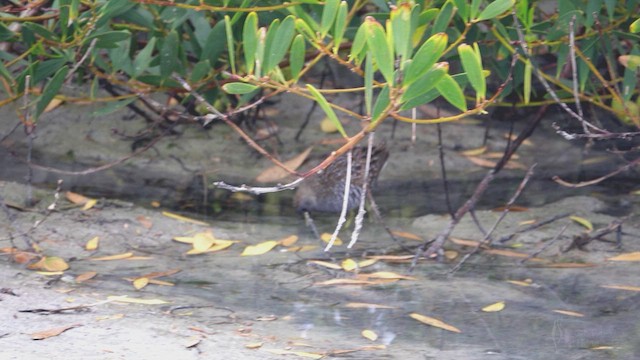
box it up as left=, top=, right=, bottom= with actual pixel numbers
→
left=519, top=223, right=569, bottom=264
left=325, top=150, right=353, bottom=251
left=552, top=156, right=640, bottom=188
left=568, top=16, right=586, bottom=134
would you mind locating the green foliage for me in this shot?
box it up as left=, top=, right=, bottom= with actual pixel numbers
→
left=0, top=0, right=638, bottom=129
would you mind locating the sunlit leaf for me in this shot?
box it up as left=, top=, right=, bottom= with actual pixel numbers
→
left=361, top=329, right=378, bottom=341
left=481, top=301, right=505, bottom=312
left=192, top=232, right=217, bottom=252
left=365, top=17, right=394, bottom=84
left=224, top=15, right=235, bottom=74
left=332, top=2, right=348, bottom=53
left=409, top=313, right=461, bottom=333
left=43, top=97, right=64, bottom=113
left=475, top=0, right=515, bottom=21
left=289, top=34, right=306, bottom=81
left=320, top=0, right=340, bottom=37
left=360, top=272, right=416, bottom=280
left=458, top=43, right=485, bottom=102
left=241, top=240, right=278, bottom=256
left=266, top=16, right=296, bottom=73
left=36, top=65, right=68, bottom=119
left=245, top=342, right=263, bottom=349
left=391, top=2, right=413, bottom=66
left=357, top=259, right=378, bottom=268
left=84, top=236, right=99, bottom=251
left=82, top=198, right=97, bottom=211
left=570, top=215, right=593, bottom=231
left=186, top=239, right=235, bottom=255
left=401, top=62, right=448, bottom=103
left=28, top=256, right=69, bottom=271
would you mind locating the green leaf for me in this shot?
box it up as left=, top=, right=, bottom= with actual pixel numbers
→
left=400, top=73, right=468, bottom=111
left=332, top=1, right=348, bottom=54
left=201, top=20, right=226, bottom=65
left=36, top=65, right=68, bottom=119
left=190, top=60, right=211, bottom=82
left=160, top=30, right=179, bottom=78
left=452, top=0, right=469, bottom=22
left=401, top=62, right=448, bottom=103
left=365, top=52, right=373, bottom=115
left=86, top=30, right=131, bottom=48
left=254, top=27, right=266, bottom=77
left=222, top=82, right=259, bottom=94
left=132, top=37, right=156, bottom=78
left=289, top=34, right=306, bottom=81
left=436, top=73, right=467, bottom=112
left=475, top=0, right=515, bottom=22
left=365, top=17, right=394, bottom=84
left=0, top=59, right=12, bottom=83
left=92, top=97, right=137, bottom=116
left=320, top=0, right=340, bottom=37
left=403, top=32, right=448, bottom=86
left=306, top=84, right=348, bottom=138
left=225, top=15, right=236, bottom=74
left=371, top=85, right=390, bottom=124
left=262, top=19, right=280, bottom=73
left=458, top=43, right=485, bottom=101
left=349, top=23, right=368, bottom=65
left=523, top=59, right=531, bottom=104
left=391, top=2, right=413, bottom=67
left=23, top=23, right=58, bottom=42
left=630, top=18, right=640, bottom=33
left=243, top=12, right=258, bottom=74
left=432, top=1, right=454, bottom=35
left=266, top=16, right=296, bottom=74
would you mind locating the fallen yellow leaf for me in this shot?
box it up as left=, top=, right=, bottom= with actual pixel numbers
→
left=481, top=301, right=505, bottom=312
left=82, top=198, right=98, bottom=211
left=31, top=324, right=81, bottom=340
left=570, top=215, right=593, bottom=231
left=359, top=272, right=416, bottom=280
left=28, top=256, right=69, bottom=271
left=552, top=309, right=585, bottom=317
left=85, top=236, right=99, bottom=251
left=90, top=252, right=134, bottom=261
left=314, top=279, right=376, bottom=286
left=600, top=284, right=640, bottom=292
left=162, top=211, right=209, bottom=226
left=76, top=271, right=97, bottom=283
left=133, top=277, right=149, bottom=290
left=341, top=258, right=358, bottom=271
left=409, top=313, right=461, bottom=333
left=241, top=240, right=278, bottom=256
left=506, top=279, right=532, bottom=286
left=279, top=235, right=299, bottom=247
left=344, top=302, right=395, bottom=309
left=459, top=145, right=487, bottom=156
left=107, top=295, right=169, bottom=305
left=320, top=232, right=343, bottom=246
left=361, top=329, right=378, bottom=341
left=607, top=252, right=640, bottom=261
left=264, top=349, right=323, bottom=359
left=357, top=259, right=378, bottom=268
left=65, top=191, right=90, bottom=205
left=390, top=230, right=423, bottom=241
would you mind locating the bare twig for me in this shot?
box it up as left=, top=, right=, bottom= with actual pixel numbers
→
left=349, top=132, right=375, bottom=248
left=552, top=156, right=640, bottom=188
left=451, top=164, right=537, bottom=273
left=325, top=150, right=352, bottom=251
left=213, top=178, right=303, bottom=195
left=519, top=223, right=569, bottom=264
left=498, top=212, right=571, bottom=243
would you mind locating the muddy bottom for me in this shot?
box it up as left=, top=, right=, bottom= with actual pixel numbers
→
left=1, top=181, right=639, bottom=360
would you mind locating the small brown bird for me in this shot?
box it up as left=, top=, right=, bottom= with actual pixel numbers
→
left=294, top=145, right=389, bottom=213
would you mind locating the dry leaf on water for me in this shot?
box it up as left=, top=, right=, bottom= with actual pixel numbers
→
left=278, top=235, right=299, bottom=246
left=90, top=252, right=133, bottom=261
left=264, top=349, right=323, bottom=359
left=361, top=329, right=378, bottom=341
left=28, top=256, right=69, bottom=271
left=390, top=230, right=423, bottom=241
left=320, top=232, right=343, bottom=246
left=409, top=313, right=461, bottom=333
left=162, top=211, right=209, bottom=226
left=133, top=277, right=149, bottom=290
left=481, top=301, right=505, bottom=312
left=31, top=324, right=81, bottom=340
left=552, top=309, right=584, bottom=317
left=314, top=279, right=376, bottom=286
left=344, top=302, right=395, bottom=309
left=65, top=191, right=90, bottom=205
left=76, top=271, right=97, bottom=283
left=600, top=284, right=640, bottom=292
left=85, top=236, right=99, bottom=251
left=107, top=295, right=169, bottom=305
left=570, top=215, right=593, bottom=231
left=308, top=260, right=342, bottom=270
left=255, top=146, right=313, bottom=183
left=241, top=240, right=278, bottom=256
left=607, top=252, right=640, bottom=261
left=359, top=272, right=416, bottom=280
left=341, top=258, right=358, bottom=271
